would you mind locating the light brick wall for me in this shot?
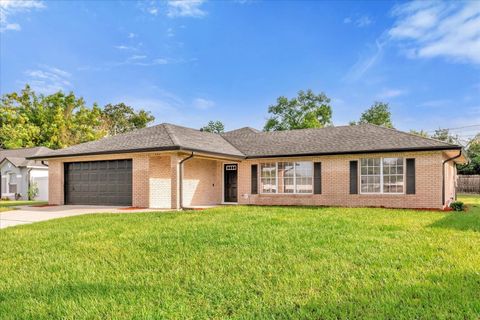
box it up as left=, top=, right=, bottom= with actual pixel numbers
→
left=46, top=150, right=455, bottom=210
left=47, top=153, right=152, bottom=207
left=132, top=155, right=150, bottom=208
left=48, top=159, right=64, bottom=205
left=183, top=158, right=222, bottom=206
left=237, top=151, right=447, bottom=209
left=149, top=155, right=171, bottom=208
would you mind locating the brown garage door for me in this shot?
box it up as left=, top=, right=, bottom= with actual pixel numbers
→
left=64, top=160, right=132, bottom=206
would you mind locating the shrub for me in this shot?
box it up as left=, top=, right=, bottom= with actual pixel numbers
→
left=28, top=182, right=39, bottom=200
left=450, top=201, right=465, bottom=212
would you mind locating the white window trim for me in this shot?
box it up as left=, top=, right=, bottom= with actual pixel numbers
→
left=260, top=161, right=314, bottom=195
left=359, top=157, right=405, bottom=195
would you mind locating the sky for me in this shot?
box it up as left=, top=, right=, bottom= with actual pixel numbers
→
left=1, top=0, right=479, bottom=140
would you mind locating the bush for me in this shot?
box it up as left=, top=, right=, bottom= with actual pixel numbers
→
left=28, top=182, right=39, bottom=200
left=450, top=201, right=465, bottom=212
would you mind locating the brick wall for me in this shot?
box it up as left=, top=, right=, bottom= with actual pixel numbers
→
left=237, top=151, right=447, bottom=209
left=149, top=155, right=171, bottom=208
left=48, top=159, right=64, bottom=205
left=47, top=153, right=154, bottom=207
left=183, top=158, right=222, bottom=206
left=47, top=150, right=455, bottom=210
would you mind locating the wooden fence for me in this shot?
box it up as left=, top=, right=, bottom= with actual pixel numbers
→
left=457, top=175, right=480, bottom=194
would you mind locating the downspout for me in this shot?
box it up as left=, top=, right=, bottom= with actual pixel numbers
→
left=178, top=152, right=194, bottom=210
left=26, top=168, right=33, bottom=201
left=41, top=161, right=48, bottom=167
left=442, top=150, right=462, bottom=207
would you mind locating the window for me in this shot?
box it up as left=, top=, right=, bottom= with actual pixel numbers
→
left=360, top=158, right=381, bottom=193
left=260, top=161, right=313, bottom=194
left=360, top=158, right=404, bottom=194
left=260, top=163, right=276, bottom=193
left=8, top=173, right=17, bottom=194
left=383, top=158, right=404, bottom=193
left=278, top=162, right=294, bottom=193
left=295, top=162, right=313, bottom=193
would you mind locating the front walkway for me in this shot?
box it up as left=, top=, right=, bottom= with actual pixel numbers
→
left=0, top=205, right=164, bottom=229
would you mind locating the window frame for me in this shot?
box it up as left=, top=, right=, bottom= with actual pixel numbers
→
left=7, top=172, right=18, bottom=194
left=259, top=161, right=314, bottom=195
left=359, top=157, right=405, bottom=195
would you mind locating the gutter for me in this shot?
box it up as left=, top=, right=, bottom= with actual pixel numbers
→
left=442, top=150, right=462, bottom=207
left=27, top=146, right=245, bottom=161
left=178, top=152, right=194, bottom=210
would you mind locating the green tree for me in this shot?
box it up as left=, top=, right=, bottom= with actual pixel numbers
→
left=0, top=85, right=107, bottom=149
left=102, top=103, right=155, bottom=135
left=431, top=128, right=458, bottom=144
left=355, top=102, right=394, bottom=128
left=201, top=120, right=225, bottom=133
left=264, top=89, right=332, bottom=131
left=458, top=134, right=480, bottom=174
left=409, top=129, right=429, bottom=138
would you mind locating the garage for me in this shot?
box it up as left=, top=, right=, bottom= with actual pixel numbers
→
left=64, top=159, right=132, bottom=206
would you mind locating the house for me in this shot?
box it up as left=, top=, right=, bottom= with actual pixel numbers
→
left=0, top=147, right=51, bottom=201
left=29, top=123, right=467, bottom=210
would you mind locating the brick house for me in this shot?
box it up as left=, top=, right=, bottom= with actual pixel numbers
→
left=29, top=123, right=467, bottom=210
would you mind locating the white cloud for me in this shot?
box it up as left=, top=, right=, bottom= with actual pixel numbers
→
left=23, top=65, right=72, bottom=94
left=129, top=55, right=147, bottom=60
left=114, top=45, right=138, bottom=51
left=193, top=98, right=215, bottom=110
left=389, top=1, right=480, bottom=64
left=167, top=0, right=206, bottom=18
left=344, top=40, right=385, bottom=81
left=376, top=88, right=407, bottom=99
left=0, top=0, right=45, bottom=32
left=344, top=15, right=373, bottom=27
left=167, top=27, right=174, bottom=37
left=127, top=32, right=137, bottom=38
left=148, top=7, right=158, bottom=15
left=356, top=15, right=372, bottom=27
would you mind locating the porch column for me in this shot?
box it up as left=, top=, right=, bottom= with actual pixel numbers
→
left=170, top=154, right=180, bottom=209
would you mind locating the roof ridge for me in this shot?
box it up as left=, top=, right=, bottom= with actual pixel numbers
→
left=217, top=133, right=246, bottom=156
left=162, top=123, right=181, bottom=146
left=364, top=123, right=461, bottom=147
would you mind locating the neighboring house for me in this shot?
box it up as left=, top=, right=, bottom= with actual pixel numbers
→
left=29, top=124, right=467, bottom=210
left=0, top=147, right=51, bottom=201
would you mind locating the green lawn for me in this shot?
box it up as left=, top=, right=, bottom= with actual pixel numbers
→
left=0, top=200, right=48, bottom=212
left=0, top=196, right=479, bottom=319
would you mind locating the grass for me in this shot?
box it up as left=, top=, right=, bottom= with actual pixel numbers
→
left=0, top=196, right=479, bottom=319
left=0, top=200, right=48, bottom=212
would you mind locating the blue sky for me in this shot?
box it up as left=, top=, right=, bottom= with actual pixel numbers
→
left=1, top=0, right=479, bottom=139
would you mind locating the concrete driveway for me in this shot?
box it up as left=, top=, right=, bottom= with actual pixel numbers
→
left=0, top=205, right=164, bottom=229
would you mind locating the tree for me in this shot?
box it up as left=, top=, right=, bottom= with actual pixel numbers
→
left=264, top=89, right=332, bottom=131
left=354, top=102, right=393, bottom=128
left=201, top=120, right=225, bottom=133
left=458, top=134, right=480, bottom=175
left=102, top=103, right=155, bottom=135
left=0, top=85, right=107, bottom=149
left=409, top=129, right=429, bottom=138
left=431, top=128, right=459, bottom=144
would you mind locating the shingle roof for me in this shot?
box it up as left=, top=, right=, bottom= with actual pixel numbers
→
left=0, top=147, right=51, bottom=167
left=221, top=124, right=460, bottom=158
left=29, top=123, right=460, bottom=160
left=29, top=123, right=244, bottom=159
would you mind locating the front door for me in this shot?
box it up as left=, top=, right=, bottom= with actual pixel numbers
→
left=224, top=164, right=238, bottom=202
